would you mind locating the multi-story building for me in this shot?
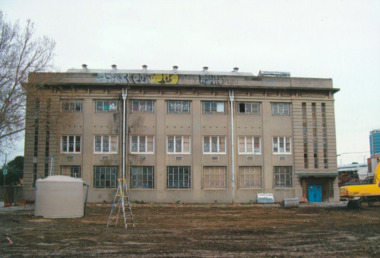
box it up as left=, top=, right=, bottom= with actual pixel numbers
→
left=370, top=130, right=380, bottom=157
left=23, top=65, right=340, bottom=203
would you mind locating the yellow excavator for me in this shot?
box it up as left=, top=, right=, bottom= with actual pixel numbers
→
left=340, top=162, right=380, bottom=209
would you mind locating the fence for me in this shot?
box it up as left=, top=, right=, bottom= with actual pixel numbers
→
left=0, top=186, right=23, bottom=205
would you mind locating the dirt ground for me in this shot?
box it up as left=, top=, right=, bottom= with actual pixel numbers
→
left=1, top=202, right=380, bottom=257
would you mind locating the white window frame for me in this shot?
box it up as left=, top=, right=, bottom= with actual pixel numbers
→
left=167, top=136, right=191, bottom=154
left=203, top=136, right=226, bottom=154
left=167, top=100, right=190, bottom=114
left=238, top=136, right=261, bottom=154
left=131, top=100, right=155, bottom=113
left=94, top=135, right=118, bottom=154
left=272, top=136, right=292, bottom=154
left=237, top=102, right=260, bottom=114
left=202, top=101, right=225, bottom=114
left=62, top=101, right=82, bottom=112
left=272, top=102, right=290, bottom=116
left=130, top=135, right=155, bottom=154
left=95, top=100, right=118, bottom=112
left=61, top=135, right=81, bottom=153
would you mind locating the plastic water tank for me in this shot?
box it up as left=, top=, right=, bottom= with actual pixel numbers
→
left=34, top=176, right=84, bottom=218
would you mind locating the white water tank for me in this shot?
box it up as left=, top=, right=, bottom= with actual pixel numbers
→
left=34, top=176, right=84, bottom=218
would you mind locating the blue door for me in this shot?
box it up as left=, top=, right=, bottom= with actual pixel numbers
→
left=308, top=184, right=322, bottom=202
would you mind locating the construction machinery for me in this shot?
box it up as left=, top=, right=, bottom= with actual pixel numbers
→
left=340, top=162, right=380, bottom=209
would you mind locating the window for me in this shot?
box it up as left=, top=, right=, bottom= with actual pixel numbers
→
left=93, top=166, right=118, bottom=188
left=167, top=166, right=191, bottom=189
left=272, top=103, right=290, bottom=116
left=61, top=135, right=81, bottom=153
left=131, top=166, right=154, bottom=189
left=203, top=166, right=227, bottom=189
left=130, top=136, right=154, bottom=153
left=302, top=103, right=309, bottom=168
left=321, top=103, right=328, bottom=168
left=273, top=166, right=292, bottom=188
left=167, top=136, right=191, bottom=154
left=272, top=137, right=291, bottom=154
left=94, top=135, right=118, bottom=154
left=312, top=103, right=318, bottom=168
left=131, top=100, right=155, bottom=112
left=167, top=100, right=190, bottom=114
left=238, top=166, right=261, bottom=188
left=62, top=101, right=82, bottom=112
left=202, top=101, right=225, bottom=114
left=95, top=100, right=118, bottom=112
left=238, top=136, right=261, bottom=154
left=61, top=165, right=81, bottom=178
left=238, top=102, right=260, bottom=114
left=203, top=136, right=226, bottom=154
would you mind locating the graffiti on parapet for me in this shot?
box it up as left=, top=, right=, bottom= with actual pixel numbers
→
left=131, top=74, right=151, bottom=84
left=95, top=73, right=130, bottom=83
left=199, top=75, right=224, bottom=85
left=151, top=74, right=179, bottom=84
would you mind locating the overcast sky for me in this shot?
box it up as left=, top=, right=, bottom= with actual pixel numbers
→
left=1, top=0, right=379, bottom=165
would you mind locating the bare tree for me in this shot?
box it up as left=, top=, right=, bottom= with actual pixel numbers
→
left=0, top=11, right=55, bottom=153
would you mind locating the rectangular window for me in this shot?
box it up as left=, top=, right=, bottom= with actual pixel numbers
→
left=312, top=103, right=319, bottom=168
left=167, top=100, right=190, bottom=114
left=202, top=101, right=225, bottom=114
left=95, top=100, right=118, bottom=112
left=274, top=166, right=292, bottom=188
left=272, top=103, right=290, bottom=116
left=94, top=135, right=118, bottom=154
left=167, top=166, right=191, bottom=189
left=62, top=101, right=82, bottom=112
left=238, top=102, right=260, bottom=114
left=93, top=166, right=118, bottom=188
left=60, top=165, right=81, bottom=178
left=167, top=136, right=191, bottom=154
left=321, top=103, right=328, bottom=168
left=61, top=135, right=81, bottom=153
left=238, top=166, right=261, bottom=188
left=130, top=136, right=154, bottom=153
left=302, top=103, right=309, bottom=169
left=272, top=137, right=291, bottom=154
left=131, top=166, right=154, bottom=189
left=203, top=136, right=226, bottom=154
left=203, top=166, right=227, bottom=189
left=131, top=100, right=155, bottom=113
left=238, top=136, right=261, bottom=154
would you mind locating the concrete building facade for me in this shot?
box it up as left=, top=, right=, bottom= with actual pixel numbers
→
left=23, top=66, right=340, bottom=203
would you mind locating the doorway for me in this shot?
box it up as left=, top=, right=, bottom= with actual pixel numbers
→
left=308, top=184, right=322, bottom=202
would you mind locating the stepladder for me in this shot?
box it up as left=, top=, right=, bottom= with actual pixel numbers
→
left=107, top=178, right=135, bottom=229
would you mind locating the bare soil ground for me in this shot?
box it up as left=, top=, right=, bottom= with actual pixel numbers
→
left=1, top=203, right=380, bottom=257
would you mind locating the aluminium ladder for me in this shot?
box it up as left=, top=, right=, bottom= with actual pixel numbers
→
left=107, top=178, right=134, bottom=229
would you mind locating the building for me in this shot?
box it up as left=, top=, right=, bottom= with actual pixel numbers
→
left=370, top=130, right=380, bottom=157
left=23, top=65, right=340, bottom=203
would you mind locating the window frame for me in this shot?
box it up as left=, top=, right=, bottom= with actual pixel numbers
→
left=131, top=100, right=155, bottom=113
left=272, top=136, right=292, bottom=154
left=238, top=136, right=261, bottom=154
left=167, top=166, right=191, bottom=189
left=238, top=166, right=262, bottom=189
left=93, top=166, right=118, bottom=188
left=130, top=135, right=155, bottom=154
left=202, top=166, right=227, bottom=189
left=95, top=100, right=118, bottom=112
left=94, top=135, right=118, bottom=154
left=62, top=101, right=82, bottom=112
left=167, top=136, right=191, bottom=154
left=61, top=135, right=81, bottom=153
left=167, top=100, right=191, bottom=114
left=60, top=165, right=81, bottom=178
left=202, top=101, right=225, bottom=114
left=237, top=102, right=260, bottom=115
left=272, top=102, right=290, bottom=116
left=130, top=166, right=154, bottom=189
left=203, top=136, right=226, bottom=154
left=273, top=166, right=293, bottom=188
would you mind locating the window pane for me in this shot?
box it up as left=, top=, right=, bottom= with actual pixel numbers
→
left=103, top=136, right=109, bottom=152
left=175, top=136, right=182, bottom=152
left=216, top=102, right=224, bottom=112
left=219, top=137, right=226, bottom=152
left=168, top=136, right=174, bottom=152
left=139, top=136, right=146, bottom=152
left=95, top=136, right=102, bottom=152
left=204, top=137, right=210, bottom=152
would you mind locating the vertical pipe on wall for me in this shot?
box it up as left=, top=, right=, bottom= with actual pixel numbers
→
left=229, top=90, right=235, bottom=201
left=122, top=88, right=128, bottom=180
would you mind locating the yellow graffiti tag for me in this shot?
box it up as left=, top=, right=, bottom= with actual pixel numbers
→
left=150, top=74, right=179, bottom=85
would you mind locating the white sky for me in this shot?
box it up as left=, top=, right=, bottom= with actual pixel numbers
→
left=1, top=0, right=379, bottom=165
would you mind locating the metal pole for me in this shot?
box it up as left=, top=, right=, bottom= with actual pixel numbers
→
left=49, top=155, right=55, bottom=176
left=122, top=89, right=127, bottom=180
left=229, top=90, right=235, bottom=202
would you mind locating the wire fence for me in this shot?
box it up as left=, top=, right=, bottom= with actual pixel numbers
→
left=0, top=186, right=23, bottom=205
